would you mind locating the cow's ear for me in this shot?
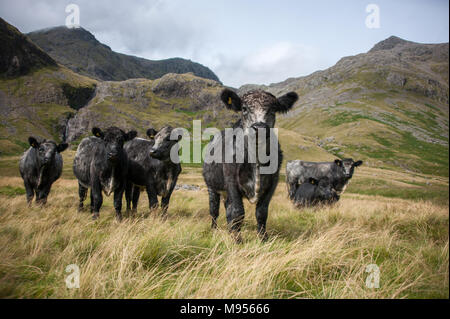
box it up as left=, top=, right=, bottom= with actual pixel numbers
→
left=125, top=130, right=137, bottom=141
left=220, top=89, right=242, bottom=112
left=308, top=177, right=318, bottom=185
left=56, top=143, right=69, bottom=153
left=28, top=137, right=40, bottom=148
left=274, top=92, right=298, bottom=113
left=354, top=160, right=363, bottom=167
left=334, top=159, right=342, bottom=167
left=146, top=128, right=157, bottom=139
left=92, top=127, right=104, bottom=139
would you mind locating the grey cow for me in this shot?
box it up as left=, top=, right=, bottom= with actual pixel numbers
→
left=124, top=126, right=182, bottom=215
left=203, top=89, right=298, bottom=242
left=19, top=137, right=68, bottom=205
left=286, top=158, right=363, bottom=200
left=73, top=127, right=137, bottom=220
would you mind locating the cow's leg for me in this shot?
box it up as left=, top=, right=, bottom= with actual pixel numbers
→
left=255, top=179, right=278, bottom=242
left=146, top=184, right=158, bottom=213
left=78, top=182, right=88, bottom=212
left=208, top=188, right=220, bottom=229
left=132, top=185, right=141, bottom=213
left=91, top=180, right=103, bottom=220
left=225, top=187, right=245, bottom=243
left=286, top=176, right=298, bottom=200
left=125, top=180, right=133, bottom=212
left=113, top=184, right=125, bottom=221
left=23, top=180, right=34, bottom=205
left=36, top=184, right=51, bottom=206
left=161, top=174, right=179, bottom=216
left=89, top=189, right=94, bottom=213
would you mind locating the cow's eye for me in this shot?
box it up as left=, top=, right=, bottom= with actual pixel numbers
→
left=242, top=106, right=248, bottom=113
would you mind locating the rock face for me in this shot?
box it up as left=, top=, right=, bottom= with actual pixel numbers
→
left=63, top=75, right=236, bottom=143
left=0, top=18, right=57, bottom=77
left=27, top=26, right=221, bottom=83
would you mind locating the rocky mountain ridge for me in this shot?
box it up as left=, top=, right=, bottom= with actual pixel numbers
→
left=27, top=26, right=221, bottom=83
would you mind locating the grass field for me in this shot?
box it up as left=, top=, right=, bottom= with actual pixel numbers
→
left=0, top=151, right=448, bottom=298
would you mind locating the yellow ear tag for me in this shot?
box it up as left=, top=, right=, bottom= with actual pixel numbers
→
left=32, top=143, right=36, bottom=148
left=149, top=135, right=154, bottom=139
left=228, top=97, right=232, bottom=105
left=311, top=180, right=315, bottom=185
left=95, top=133, right=100, bottom=137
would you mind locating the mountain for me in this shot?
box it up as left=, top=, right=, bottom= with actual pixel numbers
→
left=27, top=26, right=221, bottom=83
left=240, top=36, right=449, bottom=176
left=0, top=18, right=57, bottom=77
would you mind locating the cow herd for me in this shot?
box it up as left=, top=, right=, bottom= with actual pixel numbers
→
left=18, top=89, right=362, bottom=241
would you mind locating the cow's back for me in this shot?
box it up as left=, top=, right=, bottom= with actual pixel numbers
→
left=287, top=160, right=334, bottom=183
left=19, top=148, right=38, bottom=185
left=73, top=136, right=104, bottom=187
left=124, top=138, right=155, bottom=186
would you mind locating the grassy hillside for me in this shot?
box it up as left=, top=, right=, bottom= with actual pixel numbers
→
left=0, top=66, right=97, bottom=155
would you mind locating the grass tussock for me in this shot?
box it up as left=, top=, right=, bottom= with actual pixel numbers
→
left=0, top=170, right=448, bottom=299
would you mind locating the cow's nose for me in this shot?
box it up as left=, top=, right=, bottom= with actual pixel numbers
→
left=108, top=151, right=118, bottom=159
left=149, top=148, right=156, bottom=155
left=251, top=122, right=269, bottom=130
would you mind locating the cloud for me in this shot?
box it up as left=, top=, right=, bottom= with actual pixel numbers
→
left=211, top=42, right=324, bottom=87
left=0, top=0, right=327, bottom=87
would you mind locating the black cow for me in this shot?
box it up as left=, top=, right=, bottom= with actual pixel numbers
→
left=286, top=158, right=363, bottom=200
left=203, top=89, right=298, bottom=241
left=73, top=127, right=137, bottom=220
left=124, top=126, right=182, bottom=215
left=19, top=137, right=68, bottom=205
left=293, top=177, right=339, bottom=207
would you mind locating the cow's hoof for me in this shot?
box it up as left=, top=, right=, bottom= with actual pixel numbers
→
left=92, top=213, right=99, bottom=220
left=115, top=213, right=123, bottom=222
left=232, top=232, right=243, bottom=244
left=259, top=232, right=269, bottom=242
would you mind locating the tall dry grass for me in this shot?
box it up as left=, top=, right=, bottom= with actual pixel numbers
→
left=0, top=173, right=448, bottom=298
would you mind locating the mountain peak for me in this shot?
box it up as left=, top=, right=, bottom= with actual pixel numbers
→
left=369, top=36, right=410, bottom=52
left=28, top=26, right=100, bottom=45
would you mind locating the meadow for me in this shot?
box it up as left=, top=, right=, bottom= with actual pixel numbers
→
left=0, top=151, right=448, bottom=298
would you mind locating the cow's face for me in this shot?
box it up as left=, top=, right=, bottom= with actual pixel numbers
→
left=147, top=126, right=181, bottom=161
left=310, top=177, right=338, bottom=202
left=92, top=127, right=137, bottom=161
left=334, top=158, right=363, bottom=178
left=29, top=137, right=68, bottom=167
left=220, top=89, right=298, bottom=132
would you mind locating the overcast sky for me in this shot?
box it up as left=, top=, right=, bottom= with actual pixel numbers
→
left=1, top=0, right=448, bottom=87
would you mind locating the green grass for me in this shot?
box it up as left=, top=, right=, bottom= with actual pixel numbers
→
left=0, top=185, right=25, bottom=197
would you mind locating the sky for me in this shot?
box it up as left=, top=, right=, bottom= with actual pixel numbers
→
left=1, top=0, right=448, bottom=87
